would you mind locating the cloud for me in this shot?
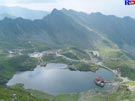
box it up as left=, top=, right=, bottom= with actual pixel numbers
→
left=18, top=0, right=58, bottom=3
left=0, top=0, right=135, bottom=18
left=0, top=0, right=57, bottom=4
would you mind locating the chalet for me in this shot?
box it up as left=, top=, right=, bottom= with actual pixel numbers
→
left=94, top=77, right=105, bottom=87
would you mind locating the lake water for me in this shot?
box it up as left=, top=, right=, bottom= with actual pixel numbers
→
left=7, top=63, right=116, bottom=95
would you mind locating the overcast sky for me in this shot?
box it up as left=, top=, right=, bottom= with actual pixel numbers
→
left=0, top=0, right=135, bottom=18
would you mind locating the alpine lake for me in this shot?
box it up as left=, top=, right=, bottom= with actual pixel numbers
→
left=7, top=63, right=116, bottom=95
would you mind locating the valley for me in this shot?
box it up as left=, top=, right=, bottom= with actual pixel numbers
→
left=0, top=46, right=135, bottom=101
left=0, top=8, right=135, bottom=101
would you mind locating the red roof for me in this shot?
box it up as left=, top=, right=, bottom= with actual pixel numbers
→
left=96, top=77, right=105, bottom=82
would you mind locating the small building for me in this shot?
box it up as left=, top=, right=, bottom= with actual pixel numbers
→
left=116, top=68, right=121, bottom=75
left=94, top=77, right=105, bottom=87
left=46, top=51, right=57, bottom=55
left=8, top=51, right=15, bottom=54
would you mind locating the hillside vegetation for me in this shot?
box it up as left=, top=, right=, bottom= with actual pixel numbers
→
left=0, top=54, right=38, bottom=84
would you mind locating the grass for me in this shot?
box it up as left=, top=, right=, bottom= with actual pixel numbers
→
left=69, top=62, right=98, bottom=72
left=61, top=47, right=90, bottom=60
left=124, top=81, right=135, bottom=86
left=42, top=55, right=72, bottom=65
left=0, top=85, right=50, bottom=101
left=114, top=77, right=123, bottom=82
left=55, top=94, right=79, bottom=101
left=0, top=55, right=38, bottom=84
left=62, top=52, right=79, bottom=60
left=27, top=89, right=54, bottom=100
left=78, top=89, right=135, bottom=101
left=97, top=44, right=135, bottom=80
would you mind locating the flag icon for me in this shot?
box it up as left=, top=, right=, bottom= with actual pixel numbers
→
left=125, top=0, right=135, bottom=5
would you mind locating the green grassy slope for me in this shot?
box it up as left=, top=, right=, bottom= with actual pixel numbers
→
left=0, top=85, right=50, bottom=101
left=0, top=54, right=38, bottom=84
left=97, top=40, right=135, bottom=80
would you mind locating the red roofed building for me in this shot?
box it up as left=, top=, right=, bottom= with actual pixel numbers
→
left=95, top=77, right=105, bottom=82
left=94, top=77, right=105, bottom=87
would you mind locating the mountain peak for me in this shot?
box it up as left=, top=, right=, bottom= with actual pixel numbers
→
left=123, top=16, right=135, bottom=21
left=90, top=12, right=104, bottom=16
left=62, top=8, right=68, bottom=11
left=3, top=17, right=12, bottom=21
left=51, top=8, right=59, bottom=13
left=49, top=8, right=66, bottom=18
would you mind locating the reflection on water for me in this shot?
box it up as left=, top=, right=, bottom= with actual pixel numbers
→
left=7, top=63, right=116, bottom=95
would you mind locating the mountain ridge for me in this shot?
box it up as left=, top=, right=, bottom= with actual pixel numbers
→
left=0, top=6, right=49, bottom=20
left=0, top=8, right=135, bottom=54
